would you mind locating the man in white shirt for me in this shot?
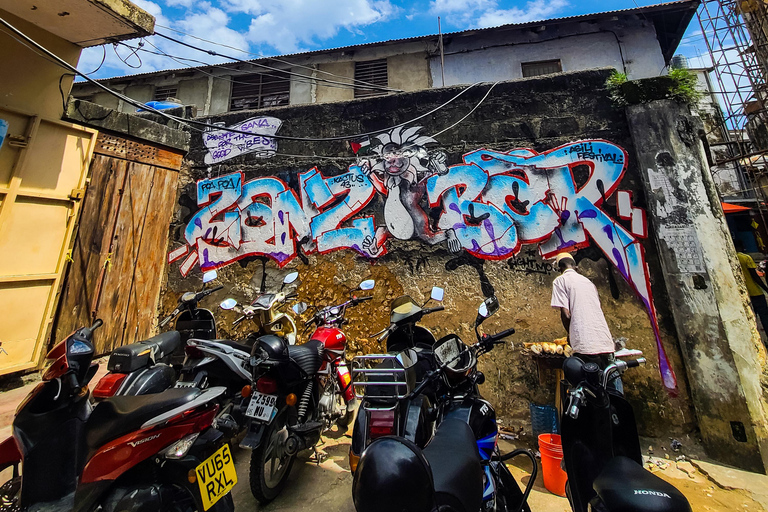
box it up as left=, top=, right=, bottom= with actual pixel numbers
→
left=550, top=253, right=622, bottom=393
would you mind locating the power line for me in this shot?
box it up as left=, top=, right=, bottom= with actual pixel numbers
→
left=0, top=14, right=486, bottom=144
left=155, top=31, right=402, bottom=93
left=154, top=23, right=395, bottom=91
left=123, top=40, right=377, bottom=92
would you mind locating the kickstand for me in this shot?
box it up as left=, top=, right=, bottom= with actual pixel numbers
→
left=310, top=446, right=327, bottom=465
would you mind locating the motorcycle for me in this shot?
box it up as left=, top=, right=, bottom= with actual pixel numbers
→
left=92, top=269, right=222, bottom=399
left=349, top=286, right=446, bottom=472
left=352, top=296, right=535, bottom=512
left=561, top=356, right=692, bottom=512
left=241, top=279, right=375, bottom=504
left=0, top=319, right=235, bottom=512
left=174, top=271, right=302, bottom=441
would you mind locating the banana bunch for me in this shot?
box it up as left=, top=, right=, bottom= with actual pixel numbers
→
left=525, top=337, right=572, bottom=357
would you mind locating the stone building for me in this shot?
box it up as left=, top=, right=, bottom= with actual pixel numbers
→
left=71, top=0, right=698, bottom=117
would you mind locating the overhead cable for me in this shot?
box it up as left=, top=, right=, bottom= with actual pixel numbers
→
left=0, top=14, right=486, bottom=144
left=154, top=23, right=396, bottom=91
left=155, top=31, right=402, bottom=93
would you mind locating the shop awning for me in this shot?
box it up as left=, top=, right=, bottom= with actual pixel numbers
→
left=722, top=202, right=752, bottom=214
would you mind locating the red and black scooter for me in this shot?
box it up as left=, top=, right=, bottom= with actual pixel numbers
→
left=0, top=320, right=236, bottom=512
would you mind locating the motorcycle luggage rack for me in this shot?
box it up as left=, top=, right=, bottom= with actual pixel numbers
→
left=351, top=353, right=417, bottom=401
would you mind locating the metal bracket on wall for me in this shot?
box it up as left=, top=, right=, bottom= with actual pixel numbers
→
left=69, top=187, right=86, bottom=201
left=6, top=134, right=27, bottom=148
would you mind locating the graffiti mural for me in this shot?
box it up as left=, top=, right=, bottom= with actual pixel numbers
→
left=169, top=127, right=677, bottom=390
left=203, top=116, right=282, bottom=165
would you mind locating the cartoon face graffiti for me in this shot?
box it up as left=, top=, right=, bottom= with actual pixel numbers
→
left=360, top=127, right=458, bottom=254
left=169, top=130, right=676, bottom=391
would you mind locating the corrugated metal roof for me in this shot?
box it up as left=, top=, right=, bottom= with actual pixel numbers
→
left=87, top=0, right=698, bottom=83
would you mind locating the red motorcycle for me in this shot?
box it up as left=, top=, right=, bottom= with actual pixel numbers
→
left=239, top=279, right=374, bottom=504
left=0, top=320, right=235, bottom=512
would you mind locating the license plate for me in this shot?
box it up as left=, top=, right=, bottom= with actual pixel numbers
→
left=245, top=391, right=277, bottom=422
left=195, top=444, right=237, bottom=510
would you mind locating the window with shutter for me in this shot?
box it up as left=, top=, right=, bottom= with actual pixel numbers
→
left=229, top=71, right=290, bottom=111
left=521, top=59, right=562, bottom=78
left=354, top=59, right=388, bottom=98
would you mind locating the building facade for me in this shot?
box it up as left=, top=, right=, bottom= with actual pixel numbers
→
left=71, top=1, right=698, bottom=117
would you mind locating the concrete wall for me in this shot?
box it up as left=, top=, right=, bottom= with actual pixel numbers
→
left=177, top=77, right=209, bottom=114
left=389, top=52, right=431, bottom=91
left=161, top=69, right=702, bottom=445
left=0, top=9, right=81, bottom=120
left=315, top=61, right=355, bottom=103
left=430, top=20, right=664, bottom=85
left=628, top=99, right=768, bottom=472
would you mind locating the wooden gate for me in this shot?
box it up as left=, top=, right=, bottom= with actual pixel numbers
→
left=55, top=132, right=182, bottom=355
left=0, top=106, right=97, bottom=375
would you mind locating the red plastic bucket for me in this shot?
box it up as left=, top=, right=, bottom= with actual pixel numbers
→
left=538, top=433, right=567, bottom=497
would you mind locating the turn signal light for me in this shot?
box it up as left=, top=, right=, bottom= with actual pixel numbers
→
left=92, top=373, right=127, bottom=398
left=286, top=393, right=297, bottom=406
left=349, top=450, right=360, bottom=473
left=185, top=344, right=205, bottom=359
left=241, top=385, right=252, bottom=398
left=368, top=409, right=395, bottom=439
left=256, top=376, right=278, bottom=394
left=188, top=469, right=197, bottom=483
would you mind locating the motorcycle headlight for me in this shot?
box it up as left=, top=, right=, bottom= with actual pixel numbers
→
left=163, top=433, right=199, bottom=459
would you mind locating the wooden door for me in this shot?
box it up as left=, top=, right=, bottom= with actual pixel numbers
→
left=55, top=133, right=182, bottom=355
left=0, top=106, right=97, bottom=375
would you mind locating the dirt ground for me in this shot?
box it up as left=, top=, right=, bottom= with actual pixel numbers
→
left=228, top=425, right=768, bottom=512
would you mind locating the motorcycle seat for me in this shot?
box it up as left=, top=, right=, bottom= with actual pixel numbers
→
left=207, top=338, right=251, bottom=353
left=107, top=331, right=181, bottom=372
left=423, top=418, right=484, bottom=512
left=593, top=456, right=691, bottom=512
left=86, top=388, right=201, bottom=452
left=288, top=339, right=324, bottom=375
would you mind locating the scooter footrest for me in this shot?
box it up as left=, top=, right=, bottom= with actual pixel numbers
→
left=290, top=421, right=323, bottom=433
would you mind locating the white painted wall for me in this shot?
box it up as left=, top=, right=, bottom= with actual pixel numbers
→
left=430, top=23, right=665, bottom=86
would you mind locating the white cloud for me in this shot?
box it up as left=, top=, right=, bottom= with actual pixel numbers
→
left=431, top=0, right=569, bottom=28
left=245, top=0, right=398, bottom=54
left=478, top=0, right=570, bottom=27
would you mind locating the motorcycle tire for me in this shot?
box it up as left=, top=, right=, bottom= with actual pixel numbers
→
left=250, top=416, right=295, bottom=504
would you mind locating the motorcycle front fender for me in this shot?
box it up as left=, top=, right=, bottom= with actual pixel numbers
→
left=239, top=419, right=266, bottom=450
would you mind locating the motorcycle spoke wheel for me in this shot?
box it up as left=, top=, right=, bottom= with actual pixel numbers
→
left=0, top=477, right=20, bottom=512
left=250, top=419, right=294, bottom=504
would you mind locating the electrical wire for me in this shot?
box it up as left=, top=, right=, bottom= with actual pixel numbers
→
left=0, top=13, right=485, bottom=144
left=112, top=41, right=143, bottom=68
left=431, top=81, right=498, bottom=138
left=154, top=31, right=402, bottom=93
left=155, top=23, right=398, bottom=91
left=125, top=40, right=377, bottom=92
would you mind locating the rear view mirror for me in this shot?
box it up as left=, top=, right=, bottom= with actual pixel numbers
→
left=359, top=279, right=375, bottom=291
left=475, top=296, right=499, bottom=327
left=292, top=302, right=308, bottom=315
left=430, top=287, right=444, bottom=302
left=202, top=270, right=218, bottom=284
left=284, top=271, right=299, bottom=285
left=220, top=298, right=238, bottom=310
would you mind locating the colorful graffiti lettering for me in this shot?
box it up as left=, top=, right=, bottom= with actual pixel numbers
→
left=203, top=116, right=282, bottom=165
left=169, top=127, right=676, bottom=391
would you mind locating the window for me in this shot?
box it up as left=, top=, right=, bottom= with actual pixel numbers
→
left=153, top=85, right=178, bottom=101
left=354, top=59, right=388, bottom=98
left=521, top=59, right=562, bottom=78
left=229, top=72, right=290, bottom=111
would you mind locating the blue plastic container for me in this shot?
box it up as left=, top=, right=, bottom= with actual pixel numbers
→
left=530, top=403, right=559, bottom=438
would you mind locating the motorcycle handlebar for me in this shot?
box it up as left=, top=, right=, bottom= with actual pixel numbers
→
left=354, top=295, right=373, bottom=304
left=488, top=327, right=515, bottom=343
left=159, top=311, right=176, bottom=328
left=626, top=357, right=646, bottom=368
left=422, top=306, right=445, bottom=315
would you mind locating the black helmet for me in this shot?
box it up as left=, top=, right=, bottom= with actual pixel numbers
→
left=252, top=334, right=289, bottom=362
left=352, top=437, right=434, bottom=512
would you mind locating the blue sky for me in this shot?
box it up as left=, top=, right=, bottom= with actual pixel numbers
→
left=77, top=0, right=708, bottom=80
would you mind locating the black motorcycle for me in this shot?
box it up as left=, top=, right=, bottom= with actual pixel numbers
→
left=352, top=296, right=535, bottom=512
left=561, top=357, right=692, bottom=512
left=349, top=287, right=445, bottom=471
left=92, top=269, right=222, bottom=399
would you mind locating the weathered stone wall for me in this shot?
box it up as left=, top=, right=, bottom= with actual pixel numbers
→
left=161, top=68, right=696, bottom=439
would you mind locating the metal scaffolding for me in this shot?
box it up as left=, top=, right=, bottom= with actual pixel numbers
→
left=698, top=0, right=768, bottom=232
